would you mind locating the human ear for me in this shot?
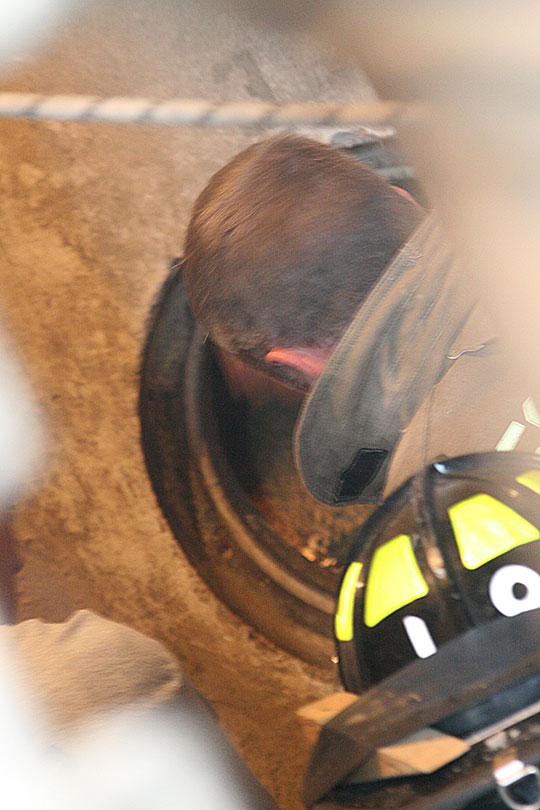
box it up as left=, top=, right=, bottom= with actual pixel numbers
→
left=263, top=346, right=332, bottom=382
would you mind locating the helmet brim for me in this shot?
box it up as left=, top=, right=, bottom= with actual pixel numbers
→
left=305, top=608, right=540, bottom=809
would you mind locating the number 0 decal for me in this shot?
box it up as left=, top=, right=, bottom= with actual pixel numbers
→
left=489, top=564, right=540, bottom=617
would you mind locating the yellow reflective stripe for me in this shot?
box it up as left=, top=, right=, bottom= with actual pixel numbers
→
left=335, top=562, right=363, bottom=642
left=449, top=494, right=539, bottom=570
left=364, top=535, right=429, bottom=628
left=517, top=470, right=540, bottom=497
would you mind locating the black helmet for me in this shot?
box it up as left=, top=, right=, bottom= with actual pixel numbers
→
left=305, top=453, right=540, bottom=810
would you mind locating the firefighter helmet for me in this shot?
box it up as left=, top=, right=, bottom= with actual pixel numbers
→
left=306, top=453, right=540, bottom=810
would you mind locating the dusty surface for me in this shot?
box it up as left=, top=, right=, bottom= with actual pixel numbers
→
left=0, top=3, right=373, bottom=807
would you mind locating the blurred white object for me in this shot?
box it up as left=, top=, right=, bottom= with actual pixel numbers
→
left=0, top=611, right=256, bottom=809
left=321, top=1, right=540, bottom=405
left=0, top=0, right=83, bottom=65
left=0, top=337, right=43, bottom=509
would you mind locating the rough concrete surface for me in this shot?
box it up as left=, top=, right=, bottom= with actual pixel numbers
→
left=0, top=2, right=373, bottom=806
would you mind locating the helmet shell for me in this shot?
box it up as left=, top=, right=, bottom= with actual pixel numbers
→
left=336, top=453, right=540, bottom=693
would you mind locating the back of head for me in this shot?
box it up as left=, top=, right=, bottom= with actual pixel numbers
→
left=183, top=135, right=424, bottom=364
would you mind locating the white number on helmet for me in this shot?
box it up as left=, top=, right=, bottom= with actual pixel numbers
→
left=489, top=564, right=540, bottom=617
left=402, top=615, right=438, bottom=658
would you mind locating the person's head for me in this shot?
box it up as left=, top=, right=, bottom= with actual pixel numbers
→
left=183, top=135, right=424, bottom=392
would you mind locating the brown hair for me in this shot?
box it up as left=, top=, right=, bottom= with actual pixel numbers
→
left=183, top=135, right=423, bottom=363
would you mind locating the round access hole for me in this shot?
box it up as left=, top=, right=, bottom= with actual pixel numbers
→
left=139, top=263, right=371, bottom=668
